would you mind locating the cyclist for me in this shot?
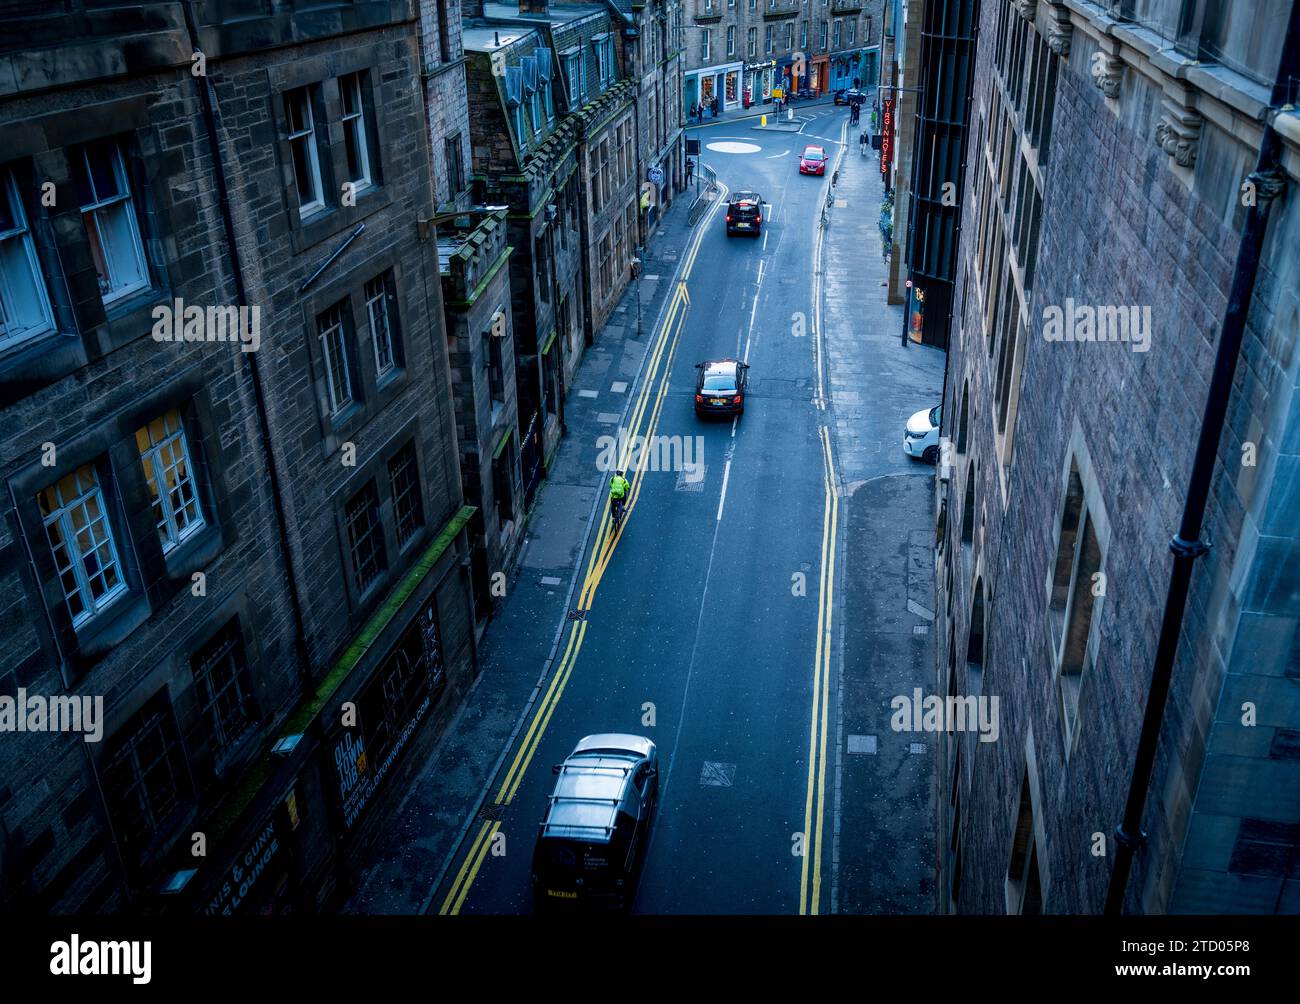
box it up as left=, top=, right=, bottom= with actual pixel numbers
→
left=609, top=470, right=630, bottom=524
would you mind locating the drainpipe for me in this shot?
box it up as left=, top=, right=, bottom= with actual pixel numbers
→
left=1104, top=2, right=1300, bottom=915
left=181, top=1, right=313, bottom=686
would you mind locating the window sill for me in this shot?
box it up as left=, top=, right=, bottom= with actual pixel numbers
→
left=159, top=523, right=228, bottom=594
left=68, top=589, right=152, bottom=669
left=289, top=184, right=393, bottom=256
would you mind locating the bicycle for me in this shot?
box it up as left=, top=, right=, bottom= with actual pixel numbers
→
left=610, top=496, right=626, bottom=531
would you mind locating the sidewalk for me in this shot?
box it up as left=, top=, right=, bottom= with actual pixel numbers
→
left=342, top=187, right=702, bottom=914
left=819, top=116, right=945, bottom=914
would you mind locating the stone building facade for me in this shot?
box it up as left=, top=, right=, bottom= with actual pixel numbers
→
left=0, top=0, right=477, bottom=914
left=420, top=0, right=476, bottom=211
left=438, top=208, right=524, bottom=623
left=683, top=0, right=880, bottom=114
left=611, top=0, right=687, bottom=240
left=464, top=14, right=586, bottom=507
left=933, top=0, right=1300, bottom=914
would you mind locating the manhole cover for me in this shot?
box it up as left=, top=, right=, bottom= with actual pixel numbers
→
left=847, top=735, right=878, bottom=754
left=699, top=761, right=736, bottom=787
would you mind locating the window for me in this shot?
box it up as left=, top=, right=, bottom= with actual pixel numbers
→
left=316, top=301, right=355, bottom=417
left=765, top=25, right=774, bottom=53
left=530, top=90, right=542, bottom=137
left=435, top=0, right=452, bottom=63
left=365, top=272, right=399, bottom=379
left=39, top=464, right=127, bottom=627
left=0, top=169, right=54, bottom=348
left=339, top=72, right=373, bottom=191
left=493, top=434, right=517, bottom=530
left=388, top=442, right=424, bottom=549
left=819, top=20, right=828, bottom=49
left=727, top=26, right=735, bottom=57
left=801, top=21, right=808, bottom=49
left=285, top=87, right=325, bottom=217
left=542, top=80, right=555, bottom=123
left=485, top=315, right=505, bottom=404
left=597, top=36, right=611, bottom=86
left=102, top=696, right=191, bottom=858
left=599, top=232, right=613, bottom=299
left=748, top=27, right=757, bottom=57
left=566, top=53, right=583, bottom=104
left=703, top=29, right=711, bottom=61
left=1006, top=770, right=1042, bottom=914
left=135, top=409, right=204, bottom=552
left=966, top=579, right=985, bottom=698
left=833, top=20, right=841, bottom=48
left=445, top=133, right=465, bottom=202
left=848, top=19, right=855, bottom=44
left=514, top=103, right=528, bottom=146
left=1049, top=459, right=1103, bottom=752
left=191, top=619, right=255, bottom=757
left=344, top=480, right=387, bottom=595
left=73, top=140, right=148, bottom=303
left=960, top=463, right=975, bottom=547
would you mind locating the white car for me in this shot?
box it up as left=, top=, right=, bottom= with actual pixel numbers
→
left=903, top=405, right=942, bottom=464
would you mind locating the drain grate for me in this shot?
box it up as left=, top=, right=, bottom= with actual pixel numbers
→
left=909, top=742, right=928, bottom=755
left=847, top=735, right=878, bottom=755
left=567, top=608, right=586, bottom=621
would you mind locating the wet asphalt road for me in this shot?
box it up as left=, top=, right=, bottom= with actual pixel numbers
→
left=430, top=104, right=939, bottom=915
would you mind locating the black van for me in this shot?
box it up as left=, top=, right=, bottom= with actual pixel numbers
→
left=532, top=734, right=658, bottom=911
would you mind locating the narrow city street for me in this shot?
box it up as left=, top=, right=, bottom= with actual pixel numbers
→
left=347, top=101, right=944, bottom=916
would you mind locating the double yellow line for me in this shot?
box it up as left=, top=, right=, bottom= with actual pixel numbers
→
left=798, top=425, right=839, bottom=915
left=438, top=188, right=725, bottom=915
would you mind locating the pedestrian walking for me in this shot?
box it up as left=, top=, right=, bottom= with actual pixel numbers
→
left=686, top=157, right=695, bottom=185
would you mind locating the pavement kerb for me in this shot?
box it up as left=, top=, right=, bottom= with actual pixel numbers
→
left=417, top=195, right=716, bottom=914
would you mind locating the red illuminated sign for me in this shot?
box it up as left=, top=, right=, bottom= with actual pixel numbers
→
left=881, top=98, right=893, bottom=177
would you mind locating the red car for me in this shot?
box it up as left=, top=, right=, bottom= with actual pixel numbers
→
left=799, top=145, right=828, bottom=175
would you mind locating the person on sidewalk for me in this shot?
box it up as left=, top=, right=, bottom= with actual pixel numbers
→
left=859, top=129, right=869, bottom=156
left=686, top=157, right=694, bottom=185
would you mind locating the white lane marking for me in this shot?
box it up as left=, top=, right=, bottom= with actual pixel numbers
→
left=763, top=230, right=769, bottom=251
left=757, top=259, right=766, bottom=286
left=716, top=459, right=732, bottom=522
left=743, top=333, right=752, bottom=363
left=731, top=415, right=739, bottom=438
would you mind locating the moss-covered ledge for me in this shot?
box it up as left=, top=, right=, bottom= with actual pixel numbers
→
left=205, top=505, right=477, bottom=845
